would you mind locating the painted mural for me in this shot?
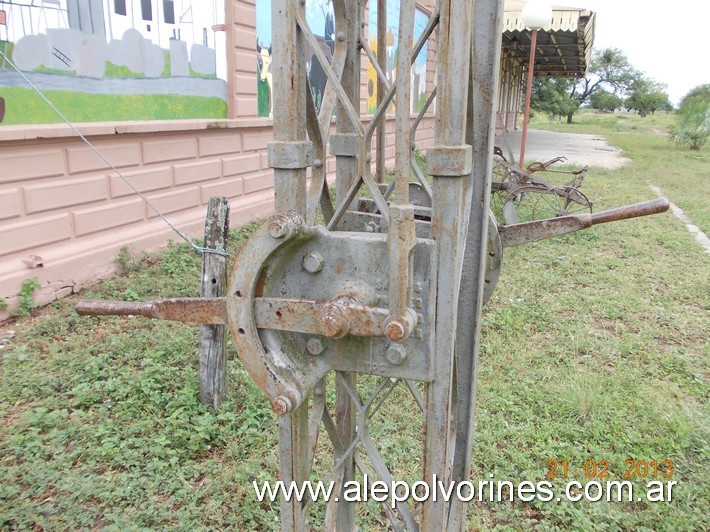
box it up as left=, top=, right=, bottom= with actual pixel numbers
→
left=367, top=3, right=429, bottom=114
left=256, top=0, right=335, bottom=118
left=0, top=0, right=227, bottom=125
left=256, top=2, right=429, bottom=119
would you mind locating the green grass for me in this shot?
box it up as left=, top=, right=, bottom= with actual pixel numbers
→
left=32, top=65, right=76, bottom=76
left=0, top=42, right=14, bottom=67
left=530, top=110, right=708, bottom=234
left=0, top=87, right=227, bottom=124
left=0, top=116, right=708, bottom=529
left=103, top=61, right=148, bottom=79
left=189, top=65, right=218, bottom=80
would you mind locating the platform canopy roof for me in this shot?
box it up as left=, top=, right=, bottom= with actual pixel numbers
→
left=502, top=1, right=596, bottom=77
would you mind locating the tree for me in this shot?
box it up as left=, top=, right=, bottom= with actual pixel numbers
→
left=669, top=84, right=710, bottom=151
left=625, top=77, right=672, bottom=117
left=589, top=89, right=624, bottom=113
left=678, top=84, right=710, bottom=111
left=531, top=48, right=639, bottom=123
left=529, top=77, right=579, bottom=121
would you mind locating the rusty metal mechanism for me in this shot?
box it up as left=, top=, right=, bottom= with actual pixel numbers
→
left=492, top=153, right=593, bottom=225
left=76, top=1, right=669, bottom=529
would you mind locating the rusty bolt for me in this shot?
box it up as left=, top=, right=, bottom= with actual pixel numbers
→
left=318, top=313, right=346, bottom=338
left=269, top=218, right=288, bottom=238
left=336, top=32, right=345, bottom=42
left=302, top=251, right=324, bottom=273
left=306, top=337, right=326, bottom=356
left=272, top=395, right=292, bottom=415
left=385, top=320, right=405, bottom=341
left=317, top=306, right=348, bottom=339
left=313, top=158, right=323, bottom=168
left=268, top=212, right=301, bottom=239
left=386, top=344, right=407, bottom=365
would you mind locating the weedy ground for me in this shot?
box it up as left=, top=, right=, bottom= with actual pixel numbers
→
left=0, top=111, right=707, bottom=530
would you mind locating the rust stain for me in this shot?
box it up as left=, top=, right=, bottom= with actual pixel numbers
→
left=75, top=298, right=227, bottom=324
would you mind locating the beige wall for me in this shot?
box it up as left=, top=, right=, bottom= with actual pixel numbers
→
left=0, top=121, right=262, bottom=315
left=0, top=1, right=437, bottom=319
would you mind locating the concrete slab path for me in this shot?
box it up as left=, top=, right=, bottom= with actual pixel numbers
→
left=494, top=128, right=631, bottom=170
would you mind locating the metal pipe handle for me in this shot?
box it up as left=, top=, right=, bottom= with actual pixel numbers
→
left=75, top=298, right=226, bottom=324
left=591, top=197, right=670, bottom=225
left=500, top=197, right=671, bottom=248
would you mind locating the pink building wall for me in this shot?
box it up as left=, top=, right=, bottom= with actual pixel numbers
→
left=0, top=0, right=437, bottom=319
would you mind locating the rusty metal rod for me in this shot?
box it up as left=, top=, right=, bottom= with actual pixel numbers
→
left=376, top=0, right=386, bottom=183
left=76, top=295, right=401, bottom=338
left=500, top=198, right=670, bottom=248
left=75, top=298, right=227, bottom=324
left=590, top=197, right=670, bottom=225
left=393, top=0, right=415, bottom=204
left=519, top=28, right=538, bottom=168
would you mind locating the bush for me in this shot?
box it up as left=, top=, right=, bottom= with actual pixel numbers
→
left=669, top=101, right=710, bottom=151
left=669, top=84, right=710, bottom=151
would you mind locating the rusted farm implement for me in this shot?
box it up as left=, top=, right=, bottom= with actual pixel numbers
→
left=491, top=152, right=593, bottom=225
left=407, top=112, right=594, bottom=226
left=75, top=0, right=669, bottom=529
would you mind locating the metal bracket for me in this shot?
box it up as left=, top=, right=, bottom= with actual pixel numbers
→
left=227, top=213, right=437, bottom=415
left=329, top=133, right=360, bottom=157
left=268, top=140, right=313, bottom=169
left=426, top=144, right=473, bottom=176
left=344, top=200, right=503, bottom=304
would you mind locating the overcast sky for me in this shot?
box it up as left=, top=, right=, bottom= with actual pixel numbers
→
left=558, top=0, right=709, bottom=105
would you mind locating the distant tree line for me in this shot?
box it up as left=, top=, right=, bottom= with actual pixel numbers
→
left=529, top=48, right=672, bottom=122
left=528, top=48, right=709, bottom=151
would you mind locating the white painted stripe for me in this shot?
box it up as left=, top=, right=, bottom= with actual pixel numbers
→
left=648, top=183, right=710, bottom=255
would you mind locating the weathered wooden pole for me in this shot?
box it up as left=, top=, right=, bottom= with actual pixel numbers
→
left=198, top=196, right=230, bottom=409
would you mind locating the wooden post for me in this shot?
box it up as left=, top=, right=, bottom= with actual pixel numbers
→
left=198, top=196, right=230, bottom=408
